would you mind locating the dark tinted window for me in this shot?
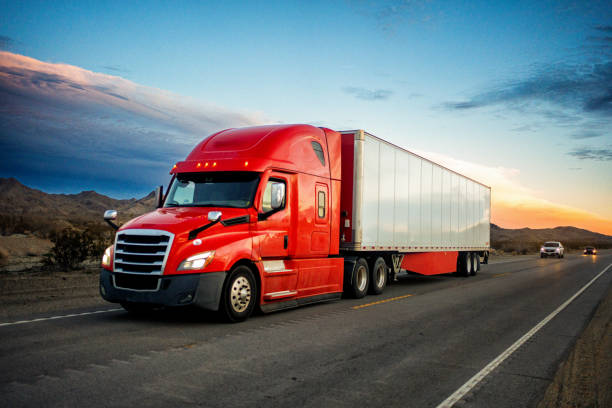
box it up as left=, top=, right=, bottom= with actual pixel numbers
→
left=311, top=141, right=325, bottom=166
left=318, top=190, right=326, bottom=218
left=543, top=242, right=559, bottom=247
left=165, top=172, right=259, bottom=208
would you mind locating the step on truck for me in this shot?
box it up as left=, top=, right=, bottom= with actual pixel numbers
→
left=100, top=124, right=490, bottom=322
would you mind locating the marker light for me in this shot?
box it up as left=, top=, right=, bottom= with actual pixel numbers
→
left=101, top=245, right=113, bottom=268
left=205, top=162, right=209, bottom=168
left=172, top=164, right=177, bottom=169
left=244, top=161, right=249, bottom=167
left=178, top=251, right=215, bottom=271
left=197, top=162, right=201, bottom=168
left=212, top=162, right=217, bottom=167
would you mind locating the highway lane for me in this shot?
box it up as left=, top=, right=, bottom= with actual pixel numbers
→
left=1, top=251, right=610, bottom=407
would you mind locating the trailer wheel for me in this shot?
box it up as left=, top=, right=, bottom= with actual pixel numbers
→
left=368, top=257, right=387, bottom=295
left=457, top=252, right=470, bottom=277
left=471, top=253, right=480, bottom=276
left=220, top=265, right=257, bottom=323
left=349, top=258, right=369, bottom=299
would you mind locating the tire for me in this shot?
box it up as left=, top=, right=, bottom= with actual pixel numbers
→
left=466, top=253, right=473, bottom=276
left=220, top=265, right=257, bottom=323
left=368, top=257, right=387, bottom=295
left=120, top=302, right=155, bottom=315
left=540, top=254, right=544, bottom=258
left=471, top=253, right=480, bottom=276
left=457, top=252, right=470, bottom=277
left=349, top=258, right=369, bottom=299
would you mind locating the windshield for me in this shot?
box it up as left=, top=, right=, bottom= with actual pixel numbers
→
left=543, top=242, right=559, bottom=247
left=164, top=172, right=260, bottom=208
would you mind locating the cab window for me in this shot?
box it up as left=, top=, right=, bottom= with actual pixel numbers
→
left=261, top=179, right=286, bottom=213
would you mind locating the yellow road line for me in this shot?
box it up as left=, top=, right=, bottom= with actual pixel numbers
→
left=352, top=294, right=413, bottom=310
left=493, top=273, right=510, bottom=278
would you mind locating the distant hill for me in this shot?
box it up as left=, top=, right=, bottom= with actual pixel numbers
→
left=0, top=178, right=155, bottom=235
left=1, top=178, right=611, bottom=251
left=490, top=223, right=612, bottom=253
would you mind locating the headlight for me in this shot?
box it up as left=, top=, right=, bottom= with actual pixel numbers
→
left=101, top=246, right=113, bottom=268
left=540, top=247, right=545, bottom=252
left=555, top=248, right=560, bottom=252
left=178, top=251, right=215, bottom=271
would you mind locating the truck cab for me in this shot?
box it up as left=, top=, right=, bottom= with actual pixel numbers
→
left=100, top=124, right=344, bottom=322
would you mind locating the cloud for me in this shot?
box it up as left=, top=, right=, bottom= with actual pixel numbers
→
left=443, top=61, right=612, bottom=117
left=567, top=147, right=612, bottom=161
left=0, top=35, right=13, bottom=50
left=412, top=149, right=612, bottom=235
left=343, top=86, right=393, bottom=101
left=0, top=51, right=265, bottom=196
left=349, top=0, right=434, bottom=33
left=571, top=130, right=603, bottom=139
left=101, top=65, right=131, bottom=74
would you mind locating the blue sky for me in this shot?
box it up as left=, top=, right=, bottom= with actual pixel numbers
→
left=1, top=0, right=611, bottom=232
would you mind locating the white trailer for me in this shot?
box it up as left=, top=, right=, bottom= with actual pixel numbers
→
left=338, top=130, right=490, bottom=297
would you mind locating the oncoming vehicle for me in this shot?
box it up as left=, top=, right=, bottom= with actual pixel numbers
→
left=99, top=124, right=491, bottom=322
left=583, top=246, right=597, bottom=255
left=540, top=241, right=564, bottom=258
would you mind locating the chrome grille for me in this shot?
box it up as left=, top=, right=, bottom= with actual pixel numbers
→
left=114, top=229, right=174, bottom=274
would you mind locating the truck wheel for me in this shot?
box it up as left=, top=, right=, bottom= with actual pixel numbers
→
left=349, top=258, right=369, bottom=299
left=471, top=253, right=480, bottom=276
left=368, top=257, right=387, bottom=295
left=120, top=302, right=155, bottom=315
left=483, top=251, right=489, bottom=264
left=220, top=265, right=257, bottom=323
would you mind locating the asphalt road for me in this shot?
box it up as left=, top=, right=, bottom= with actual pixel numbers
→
left=1, top=252, right=611, bottom=408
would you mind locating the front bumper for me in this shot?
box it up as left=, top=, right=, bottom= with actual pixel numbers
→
left=100, top=269, right=226, bottom=311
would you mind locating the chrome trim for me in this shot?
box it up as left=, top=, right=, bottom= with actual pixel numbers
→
left=113, top=229, right=174, bottom=275
left=112, top=274, right=161, bottom=292
left=264, top=290, right=297, bottom=298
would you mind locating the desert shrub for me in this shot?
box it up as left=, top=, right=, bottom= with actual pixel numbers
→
left=45, top=228, right=112, bottom=269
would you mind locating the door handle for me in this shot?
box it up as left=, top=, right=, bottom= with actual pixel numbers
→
left=284, top=235, right=288, bottom=249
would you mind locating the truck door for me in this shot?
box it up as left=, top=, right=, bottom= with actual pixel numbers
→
left=256, top=172, right=291, bottom=258
left=312, top=182, right=330, bottom=253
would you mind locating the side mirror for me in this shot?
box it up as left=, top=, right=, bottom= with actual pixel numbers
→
left=104, top=210, right=118, bottom=230
left=104, top=210, right=117, bottom=220
left=270, top=182, right=285, bottom=210
left=208, top=211, right=222, bottom=222
left=155, top=185, right=164, bottom=208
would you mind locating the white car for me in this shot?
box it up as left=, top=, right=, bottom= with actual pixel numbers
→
left=540, top=241, right=564, bottom=258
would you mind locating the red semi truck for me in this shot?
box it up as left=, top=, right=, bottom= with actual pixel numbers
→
left=100, top=124, right=490, bottom=321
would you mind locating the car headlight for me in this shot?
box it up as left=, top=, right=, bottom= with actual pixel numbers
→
left=555, top=248, right=560, bottom=252
left=540, top=247, right=545, bottom=252
left=101, top=246, right=113, bottom=268
left=178, top=251, right=215, bottom=271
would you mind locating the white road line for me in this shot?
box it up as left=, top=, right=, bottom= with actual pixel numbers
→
left=0, top=308, right=123, bottom=328
left=436, top=262, right=612, bottom=408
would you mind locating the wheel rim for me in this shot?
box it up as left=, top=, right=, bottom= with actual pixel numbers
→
left=356, top=265, right=367, bottom=291
left=466, top=255, right=472, bottom=274
left=375, top=264, right=385, bottom=288
left=230, top=276, right=251, bottom=313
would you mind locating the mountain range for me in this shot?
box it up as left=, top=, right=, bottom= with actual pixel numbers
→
left=1, top=177, right=610, bottom=250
